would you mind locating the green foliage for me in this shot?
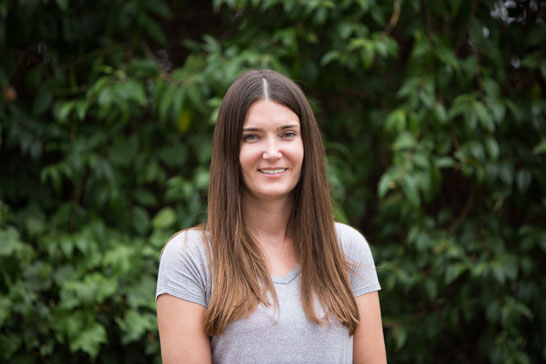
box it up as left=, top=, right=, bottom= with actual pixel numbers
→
left=1, top=0, right=545, bottom=362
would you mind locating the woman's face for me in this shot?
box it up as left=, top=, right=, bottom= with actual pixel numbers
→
left=239, top=99, right=304, bottom=203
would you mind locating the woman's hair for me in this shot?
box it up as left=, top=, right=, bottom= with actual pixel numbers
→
left=204, top=69, right=359, bottom=335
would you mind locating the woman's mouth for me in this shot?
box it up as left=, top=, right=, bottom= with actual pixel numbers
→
left=258, top=168, right=287, bottom=174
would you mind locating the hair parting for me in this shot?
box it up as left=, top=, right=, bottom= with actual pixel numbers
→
left=262, top=77, right=269, bottom=99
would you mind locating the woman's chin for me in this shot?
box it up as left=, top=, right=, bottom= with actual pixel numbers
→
left=246, top=189, right=295, bottom=202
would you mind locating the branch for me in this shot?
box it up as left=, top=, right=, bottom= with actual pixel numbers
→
left=447, top=185, right=475, bottom=234
left=384, top=0, right=401, bottom=35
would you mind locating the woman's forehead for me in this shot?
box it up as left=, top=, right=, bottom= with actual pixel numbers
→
left=242, top=99, right=300, bottom=128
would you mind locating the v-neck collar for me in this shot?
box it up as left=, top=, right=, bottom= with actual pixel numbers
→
left=272, top=264, right=300, bottom=284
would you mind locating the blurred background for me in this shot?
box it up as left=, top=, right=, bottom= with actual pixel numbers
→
left=1, top=0, right=545, bottom=363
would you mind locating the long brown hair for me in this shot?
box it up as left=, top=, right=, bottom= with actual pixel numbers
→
left=204, top=69, right=359, bottom=335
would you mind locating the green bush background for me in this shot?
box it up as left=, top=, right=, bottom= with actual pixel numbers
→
left=1, top=0, right=545, bottom=362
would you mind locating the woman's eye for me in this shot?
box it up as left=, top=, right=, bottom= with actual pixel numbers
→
left=282, top=131, right=297, bottom=138
left=243, top=134, right=258, bottom=141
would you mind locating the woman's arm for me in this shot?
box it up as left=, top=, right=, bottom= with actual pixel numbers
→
left=157, top=294, right=212, bottom=364
left=353, top=291, right=387, bottom=364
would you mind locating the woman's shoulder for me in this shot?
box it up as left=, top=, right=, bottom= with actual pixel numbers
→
left=334, top=222, right=373, bottom=259
left=156, top=225, right=212, bottom=305
left=334, top=222, right=368, bottom=245
left=334, top=222, right=381, bottom=294
left=166, top=226, right=209, bottom=244
left=161, top=226, right=211, bottom=264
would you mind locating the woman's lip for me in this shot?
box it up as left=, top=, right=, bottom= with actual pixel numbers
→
left=258, top=168, right=288, bottom=174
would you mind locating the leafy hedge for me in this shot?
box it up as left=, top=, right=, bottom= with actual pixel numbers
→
left=1, top=0, right=545, bottom=362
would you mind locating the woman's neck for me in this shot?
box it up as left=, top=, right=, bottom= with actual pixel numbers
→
left=241, top=193, right=293, bottom=245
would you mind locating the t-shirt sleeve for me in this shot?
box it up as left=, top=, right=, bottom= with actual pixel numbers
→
left=336, top=223, right=381, bottom=297
left=155, top=229, right=211, bottom=307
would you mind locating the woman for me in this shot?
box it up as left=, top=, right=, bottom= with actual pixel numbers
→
left=156, top=69, right=387, bottom=364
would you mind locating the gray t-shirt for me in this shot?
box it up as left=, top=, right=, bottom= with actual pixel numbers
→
left=156, top=222, right=381, bottom=364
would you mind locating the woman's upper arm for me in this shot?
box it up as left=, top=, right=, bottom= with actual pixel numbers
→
left=157, top=294, right=212, bottom=364
left=353, top=291, right=387, bottom=364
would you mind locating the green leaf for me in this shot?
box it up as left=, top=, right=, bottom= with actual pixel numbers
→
left=132, top=206, right=150, bottom=235
left=378, top=172, right=394, bottom=198
left=103, top=245, right=134, bottom=275
left=194, top=167, right=211, bottom=190
left=433, top=103, right=448, bottom=124
left=485, top=97, right=506, bottom=123
left=59, top=235, right=74, bottom=259
left=401, top=174, right=420, bottom=207
left=0, top=297, right=11, bottom=327
left=490, top=261, right=506, bottom=284
left=158, top=143, right=188, bottom=167
left=33, top=85, right=53, bottom=116
left=0, top=227, right=33, bottom=261
left=152, top=207, right=176, bottom=229
left=501, top=298, right=533, bottom=327
left=393, top=323, right=407, bottom=350
left=124, top=79, right=147, bottom=105
left=55, top=0, right=69, bottom=11
left=392, top=132, right=415, bottom=151
left=134, top=189, right=157, bottom=207
left=141, top=14, right=167, bottom=44
left=436, top=44, right=459, bottom=72
left=533, top=139, right=546, bottom=154
left=424, top=279, right=437, bottom=300
left=385, top=109, right=406, bottom=133
left=144, top=0, right=171, bottom=18
left=516, top=170, right=532, bottom=192
left=58, top=101, right=75, bottom=122
left=69, top=322, right=107, bottom=358
left=0, top=333, right=22, bottom=360
left=370, top=6, right=386, bottom=26
left=397, top=77, right=421, bottom=98
left=59, top=273, right=117, bottom=309
left=158, top=85, right=176, bottom=122
left=418, top=80, right=435, bottom=108
left=434, top=156, right=455, bottom=168
left=413, top=153, right=429, bottom=169
left=172, top=87, right=187, bottom=122
left=474, top=101, right=494, bottom=131
left=460, top=55, right=479, bottom=80
left=482, top=79, right=500, bottom=97
left=126, top=275, right=157, bottom=310
left=109, top=135, right=139, bottom=166
left=116, top=310, right=156, bottom=344
left=498, top=163, right=514, bottom=186
left=75, top=100, right=89, bottom=120
left=484, top=137, right=500, bottom=160
left=320, top=50, right=340, bottom=66
left=445, top=263, right=466, bottom=284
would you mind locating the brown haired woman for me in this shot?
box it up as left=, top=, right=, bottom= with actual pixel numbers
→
left=156, top=69, right=387, bottom=363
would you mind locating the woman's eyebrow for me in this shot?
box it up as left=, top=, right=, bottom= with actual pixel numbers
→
left=242, top=124, right=299, bottom=132
left=280, top=124, right=300, bottom=130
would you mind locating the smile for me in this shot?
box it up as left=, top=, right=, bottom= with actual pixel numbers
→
left=258, top=168, right=287, bottom=174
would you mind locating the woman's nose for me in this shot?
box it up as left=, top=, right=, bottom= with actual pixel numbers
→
left=262, top=139, right=282, bottom=160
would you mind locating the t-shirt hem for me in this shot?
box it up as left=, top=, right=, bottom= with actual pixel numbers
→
left=155, top=286, right=208, bottom=308
left=353, top=283, right=382, bottom=297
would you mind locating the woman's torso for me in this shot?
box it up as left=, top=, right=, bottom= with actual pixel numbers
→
left=211, top=264, right=353, bottom=364
left=155, top=222, right=380, bottom=364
